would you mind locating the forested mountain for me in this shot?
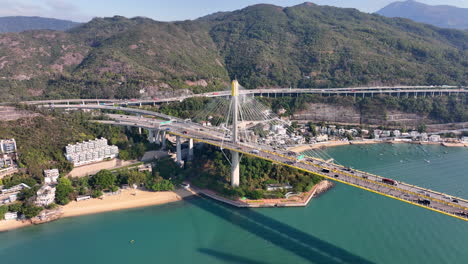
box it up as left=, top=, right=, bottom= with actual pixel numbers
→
left=0, top=16, right=80, bottom=33
left=376, top=1, right=468, bottom=30
left=0, top=3, right=467, bottom=101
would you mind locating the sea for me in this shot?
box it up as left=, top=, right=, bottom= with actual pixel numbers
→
left=0, top=143, right=467, bottom=264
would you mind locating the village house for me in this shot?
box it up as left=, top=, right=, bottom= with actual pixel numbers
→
left=35, top=185, right=56, bottom=207
left=44, top=169, right=59, bottom=184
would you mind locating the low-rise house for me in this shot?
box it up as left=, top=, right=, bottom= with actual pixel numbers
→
left=35, top=185, right=56, bottom=207
left=266, top=184, right=293, bottom=192
left=316, top=134, right=328, bottom=142
left=410, top=131, right=420, bottom=138
left=44, top=169, right=59, bottom=184
left=429, top=135, right=441, bottom=142
left=420, top=133, right=429, bottom=141
left=76, top=195, right=91, bottom=202
left=393, top=130, right=401, bottom=137
left=461, top=137, right=468, bottom=143
left=4, top=212, right=18, bottom=220
left=1, top=183, right=30, bottom=195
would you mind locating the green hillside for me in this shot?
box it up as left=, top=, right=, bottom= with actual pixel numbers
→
left=0, top=3, right=467, bottom=101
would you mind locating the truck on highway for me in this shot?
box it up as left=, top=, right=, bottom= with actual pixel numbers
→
left=417, top=199, right=431, bottom=206
left=382, top=178, right=397, bottom=186
left=250, top=150, right=260, bottom=154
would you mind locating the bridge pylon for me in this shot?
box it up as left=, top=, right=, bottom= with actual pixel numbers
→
left=231, top=80, right=240, bottom=187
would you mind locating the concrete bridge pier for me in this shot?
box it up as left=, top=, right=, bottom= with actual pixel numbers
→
left=188, top=138, right=194, bottom=161
left=147, top=129, right=155, bottom=143
left=161, top=131, right=167, bottom=149
left=231, top=151, right=240, bottom=187
left=154, top=130, right=160, bottom=144
left=176, top=135, right=182, bottom=163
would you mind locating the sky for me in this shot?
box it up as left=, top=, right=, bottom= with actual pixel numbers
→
left=0, top=0, right=467, bottom=22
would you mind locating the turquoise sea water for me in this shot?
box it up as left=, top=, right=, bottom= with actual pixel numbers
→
left=0, top=144, right=467, bottom=264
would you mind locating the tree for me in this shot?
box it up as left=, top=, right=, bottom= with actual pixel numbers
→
left=20, top=204, right=43, bottom=219
left=0, top=205, right=8, bottom=220
left=92, top=170, right=116, bottom=190
left=8, top=203, right=22, bottom=213
left=55, top=177, right=74, bottom=205
left=91, top=190, right=103, bottom=198
left=417, top=124, right=427, bottom=133
left=127, top=171, right=147, bottom=187
left=18, top=185, right=40, bottom=201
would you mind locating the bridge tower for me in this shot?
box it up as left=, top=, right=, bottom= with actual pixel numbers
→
left=231, top=80, right=240, bottom=187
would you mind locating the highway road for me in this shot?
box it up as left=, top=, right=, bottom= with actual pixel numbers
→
left=101, top=113, right=468, bottom=221
left=23, top=85, right=468, bottom=106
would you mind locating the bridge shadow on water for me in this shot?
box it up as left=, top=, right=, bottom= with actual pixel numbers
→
left=184, top=196, right=375, bottom=264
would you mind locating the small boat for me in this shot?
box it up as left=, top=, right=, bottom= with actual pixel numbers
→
left=130, top=240, right=135, bottom=244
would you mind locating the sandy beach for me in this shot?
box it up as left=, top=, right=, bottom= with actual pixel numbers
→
left=0, top=219, right=32, bottom=232
left=0, top=188, right=195, bottom=232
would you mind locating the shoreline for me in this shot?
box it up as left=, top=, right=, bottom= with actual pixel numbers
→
left=0, top=188, right=195, bottom=233
left=289, top=140, right=468, bottom=153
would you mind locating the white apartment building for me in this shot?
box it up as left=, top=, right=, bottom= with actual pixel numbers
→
left=65, top=138, right=119, bottom=167
left=0, top=139, right=17, bottom=154
left=44, top=169, right=59, bottom=184
left=35, top=185, right=56, bottom=207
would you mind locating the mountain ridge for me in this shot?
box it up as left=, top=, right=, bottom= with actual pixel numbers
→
left=376, top=0, right=468, bottom=30
left=0, top=16, right=80, bottom=33
left=0, top=3, right=466, bottom=101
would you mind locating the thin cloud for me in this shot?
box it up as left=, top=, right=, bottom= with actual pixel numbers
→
left=0, top=0, right=91, bottom=22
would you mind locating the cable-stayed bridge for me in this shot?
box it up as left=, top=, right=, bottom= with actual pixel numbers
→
left=40, top=81, right=468, bottom=221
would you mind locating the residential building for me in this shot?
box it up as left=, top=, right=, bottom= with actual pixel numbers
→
left=316, top=134, right=329, bottom=142
left=0, top=139, right=16, bottom=154
left=461, top=137, right=468, bottom=143
left=393, top=130, right=401, bottom=137
left=4, top=212, right=18, bottom=220
left=44, top=169, right=59, bottom=184
left=429, top=135, right=441, bottom=142
left=0, top=155, right=14, bottom=168
left=65, top=138, right=119, bottom=167
left=420, top=133, right=429, bottom=141
left=35, top=185, right=56, bottom=207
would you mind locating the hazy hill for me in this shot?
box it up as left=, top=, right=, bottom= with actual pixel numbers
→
left=0, top=16, right=80, bottom=33
left=0, top=3, right=467, bottom=101
left=376, top=0, right=468, bottom=30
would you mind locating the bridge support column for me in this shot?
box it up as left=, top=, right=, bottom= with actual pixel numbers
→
left=231, top=150, right=240, bottom=187
left=188, top=138, right=194, bottom=161
left=147, top=129, right=155, bottom=143
left=176, top=135, right=182, bottom=163
left=161, top=131, right=166, bottom=149
left=155, top=130, right=160, bottom=144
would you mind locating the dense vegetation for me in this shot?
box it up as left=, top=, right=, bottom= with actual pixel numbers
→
left=0, top=3, right=467, bottom=101
left=186, top=145, right=322, bottom=199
